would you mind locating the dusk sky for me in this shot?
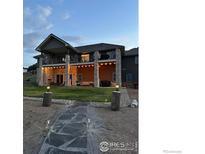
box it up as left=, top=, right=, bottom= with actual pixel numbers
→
left=23, top=0, right=138, bottom=67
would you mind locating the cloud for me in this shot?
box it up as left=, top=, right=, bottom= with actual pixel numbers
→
left=62, top=12, right=70, bottom=20
left=24, top=32, right=43, bottom=49
left=24, top=5, right=53, bottom=32
left=62, top=35, right=84, bottom=43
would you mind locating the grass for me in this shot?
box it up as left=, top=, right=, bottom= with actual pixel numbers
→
left=23, top=73, right=115, bottom=102
left=24, top=86, right=114, bottom=102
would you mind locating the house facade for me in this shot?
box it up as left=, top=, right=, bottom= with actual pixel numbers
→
left=34, top=34, right=137, bottom=87
left=122, top=48, right=138, bottom=88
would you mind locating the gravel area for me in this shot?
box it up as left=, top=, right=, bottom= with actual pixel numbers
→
left=95, top=106, right=138, bottom=154
left=23, top=99, right=65, bottom=154
left=24, top=98, right=138, bottom=154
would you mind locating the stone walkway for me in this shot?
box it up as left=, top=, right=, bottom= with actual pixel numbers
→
left=38, top=103, right=105, bottom=154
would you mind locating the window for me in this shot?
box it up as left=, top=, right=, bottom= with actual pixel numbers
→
left=81, top=54, right=90, bottom=62
left=126, top=73, right=133, bottom=82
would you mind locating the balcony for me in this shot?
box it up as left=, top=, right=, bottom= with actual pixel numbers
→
left=99, top=50, right=116, bottom=60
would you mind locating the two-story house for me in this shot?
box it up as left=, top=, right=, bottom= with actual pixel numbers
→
left=34, top=34, right=124, bottom=87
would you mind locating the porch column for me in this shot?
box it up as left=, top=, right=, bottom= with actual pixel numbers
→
left=38, top=57, right=44, bottom=86
left=94, top=51, right=100, bottom=87
left=65, top=51, right=70, bottom=86
left=115, top=48, right=122, bottom=86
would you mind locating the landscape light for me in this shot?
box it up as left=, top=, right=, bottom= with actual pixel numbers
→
left=46, top=86, right=50, bottom=92
left=115, top=84, right=119, bottom=91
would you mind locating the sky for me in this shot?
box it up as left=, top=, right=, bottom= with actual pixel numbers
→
left=23, top=0, right=138, bottom=67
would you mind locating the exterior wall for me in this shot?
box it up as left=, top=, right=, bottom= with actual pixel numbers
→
left=77, top=66, right=94, bottom=82
left=99, top=64, right=115, bottom=81
left=122, top=55, right=138, bottom=88
left=43, top=38, right=64, bottom=50
left=43, top=67, right=65, bottom=85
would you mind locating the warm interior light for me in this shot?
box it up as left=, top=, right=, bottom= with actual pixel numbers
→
left=115, top=85, right=119, bottom=89
left=81, top=54, right=90, bottom=62
left=109, top=63, right=112, bottom=65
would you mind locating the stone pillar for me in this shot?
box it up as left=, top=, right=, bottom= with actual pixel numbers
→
left=115, top=48, right=122, bottom=86
left=65, top=51, right=70, bottom=86
left=38, top=57, right=44, bottom=86
left=111, top=91, right=121, bottom=111
left=94, top=51, right=100, bottom=87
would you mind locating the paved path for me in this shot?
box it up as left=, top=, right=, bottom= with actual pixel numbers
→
left=38, top=103, right=105, bottom=154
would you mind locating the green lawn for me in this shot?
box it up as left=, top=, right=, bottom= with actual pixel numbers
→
left=23, top=85, right=115, bottom=102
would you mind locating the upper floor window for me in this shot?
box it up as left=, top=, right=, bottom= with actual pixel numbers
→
left=81, top=54, right=90, bottom=62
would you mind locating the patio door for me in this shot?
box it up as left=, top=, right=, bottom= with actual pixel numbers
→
left=56, top=74, right=63, bottom=84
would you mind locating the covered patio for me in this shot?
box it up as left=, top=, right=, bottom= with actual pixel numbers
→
left=41, top=61, right=116, bottom=87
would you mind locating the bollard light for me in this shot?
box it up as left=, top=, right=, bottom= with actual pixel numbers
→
left=46, top=86, right=50, bottom=92
left=115, top=84, right=119, bottom=91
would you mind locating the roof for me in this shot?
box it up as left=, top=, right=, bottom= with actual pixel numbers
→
left=33, top=54, right=43, bottom=59
left=35, top=33, right=125, bottom=55
left=35, top=33, right=80, bottom=53
left=75, top=43, right=125, bottom=53
left=123, top=48, right=138, bottom=56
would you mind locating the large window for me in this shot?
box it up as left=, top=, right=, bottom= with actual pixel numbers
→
left=81, top=54, right=90, bottom=62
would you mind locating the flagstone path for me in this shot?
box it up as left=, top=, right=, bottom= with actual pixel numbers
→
left=38, top=103, right=105, bottom=154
